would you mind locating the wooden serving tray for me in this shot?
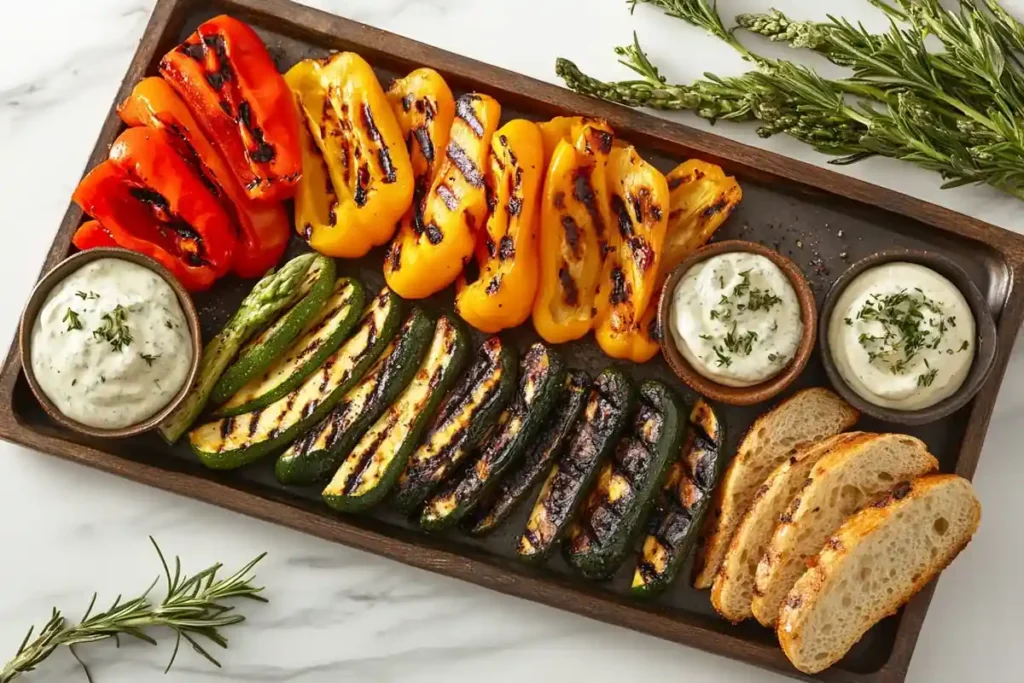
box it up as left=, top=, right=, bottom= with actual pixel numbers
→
left=3, top=0, right=1023, bottom=680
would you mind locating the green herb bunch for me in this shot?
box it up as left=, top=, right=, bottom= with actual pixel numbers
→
left=556, top=0, right=1024, bottom=199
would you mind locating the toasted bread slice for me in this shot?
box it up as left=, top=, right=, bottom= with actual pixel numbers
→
left=710, top=432, right=866, bottom=622
left=778, top=475, right=981, bottom=674
left=692, top=388, right=857, bottom=589
left=752, top=433, right=938, bottom=627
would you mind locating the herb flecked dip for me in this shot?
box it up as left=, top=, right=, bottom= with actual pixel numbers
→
left=828, top=262, right=975, bottom=411
left=669, top=252, right=803, bottom=387
left=30, top=258, right=193, bottom=429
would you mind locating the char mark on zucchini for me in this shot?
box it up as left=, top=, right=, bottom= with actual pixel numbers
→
left=467, top=370, right=590, bottom=536
left=420, top=344, right=565, bottom=531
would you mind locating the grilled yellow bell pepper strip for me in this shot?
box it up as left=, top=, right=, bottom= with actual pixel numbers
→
left=659, top=159, right=743, bottom=282
left=595, top=144, right=670, bottom=362
left=386, top=68, right=456, bottom=210
left=455, top=119, right=544, bottom=333
left=605, top=159, right=743, bottom=363
left=384, top=93, right=502, bottom=299
left=286, top=53, right=414, bottom=258
left=531, top=120, right=617, bottom=344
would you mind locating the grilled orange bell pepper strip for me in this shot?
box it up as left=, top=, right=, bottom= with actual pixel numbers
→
left=286, top=54, right=414, bottom=258
left=159, top=15, right=301, bottom=203
left=594, top=144, right=670, bottom=362
left=455, top=120, right=544, bottom=333
left=72, top=220, right=118, bottom=250
left=386, top=68, right=456, bottom=208
left=531, top=120, right=616, bottom=344
left=659, top=159, right=743, bottom=282
left=384, top=93, right=502, bottom=299
left=118, top=77, right=289, bottom=278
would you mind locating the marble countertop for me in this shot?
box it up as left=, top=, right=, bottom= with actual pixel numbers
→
left=1, top=1, right=1022, bottom=681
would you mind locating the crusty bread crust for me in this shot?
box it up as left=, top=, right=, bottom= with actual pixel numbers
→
left=692, top=388, right=858, bottom=589
left=777, top=475, right=981, bottom=674
left=751, top=433, right=937, bottom=626
left=710, top=432, right=865, bottom=622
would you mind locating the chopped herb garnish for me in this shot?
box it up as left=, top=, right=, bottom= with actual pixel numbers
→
left=845, top=317, right=853, bottom=326
left=75, top=291, right=100, bottom=300
left=165, top=320, right=174, bottom=329
left=917, top=367, right=938, bottom=387
left=63, top=308, right=83, bottom=332
left=856, top=289, right=946, bottom=375
left=699, top=334, right=713, bottom=341
left=959, top=340, right=969, bottom=352
left=93, top=305, right=133, bottom=352
left=71, top=379, right=77, bottom=387
left=768, top=353, right=779, bottom=362
left=140, top=353, right=160, bottom=366
left=713, top=346, right=733, bottom=368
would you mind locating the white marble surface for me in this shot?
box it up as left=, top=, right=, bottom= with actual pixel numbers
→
left=1, top=1, right=1023, bottom=681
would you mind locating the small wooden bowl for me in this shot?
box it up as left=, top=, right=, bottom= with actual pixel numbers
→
left=19, top=248, right=202, bottom=438
left=657, top=240, right=817, bottom=406
left=819, top=250, right=997, bottom=426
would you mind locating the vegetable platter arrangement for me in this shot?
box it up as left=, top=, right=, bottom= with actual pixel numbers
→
left=4, top=1, right=1024, bottom=682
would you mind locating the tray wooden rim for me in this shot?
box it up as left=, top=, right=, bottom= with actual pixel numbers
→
left=3, top=0, right=1024, bottom=680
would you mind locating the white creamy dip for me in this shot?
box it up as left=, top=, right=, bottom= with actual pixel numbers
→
left=670, top=252, right=803, bottom=387
left=31, top=258, right=194, bottom=429
left=828, top=262, right=974, bottom=411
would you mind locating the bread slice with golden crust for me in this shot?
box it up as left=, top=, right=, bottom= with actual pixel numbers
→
left=751, top=433, right=937, bottom=626
left=692, top=388, right=858, bottom=589
left=778, top=475, right=981, bottom=674
left=710, top=432, right=866, bottom=622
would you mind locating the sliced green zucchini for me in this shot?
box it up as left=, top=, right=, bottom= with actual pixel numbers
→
left=565, top=381, right=686, bottom=580
left=322, top=316, right=470, bottom=513
left=518, top=368, right=635, bottom=563
left=215, top=277, right=365, bottom=417
left=209, top=255, right=336, bottom=406
left=420, top=344, right=565, bottom=531
left=632, top=399, right=724, bottom=598
left=189, top=287, right=402, bottom=470
left=465, top=370, right=590, bottom=536
left=392, top=336, right=517, bottom=513
left=275, top=309, right=434, bottom=485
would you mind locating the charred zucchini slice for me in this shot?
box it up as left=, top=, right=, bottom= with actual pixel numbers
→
left=275, top=309, right=434, bottom=485
left=420, top=344, right=565, bottom=531
left=632, top=399, right=724, bottom=597
left=210, top=255, right=336, bottom=406
left=518, top=368, right=635, bottom=563
left=393, top=336, right=517, bottom=513
left=215, top=277, right=365, bottom=417
left=189, top=288, right=402, bottom=470
left=565, top=381, right=685, bottom=579
left=466, top=370, right=590, bottom=536
left=322, top=316, right=470, bottom=513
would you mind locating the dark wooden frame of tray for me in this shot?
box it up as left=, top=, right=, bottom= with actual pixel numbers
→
left=1, top=0, right=1023, bottom=681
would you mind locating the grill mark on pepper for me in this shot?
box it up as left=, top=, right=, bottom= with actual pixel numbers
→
left=127, top=186, right=209, bottom=265
left=609, top=267, right=629, bottom=304
left=486, top=276, right=502, bottom=294
left=553, top=191, right=566, bottom=210
left=180, top=40, right=206, bottom=61
left=455, top=95, right=485, bottom=137
left=387, top=242, right=402, bottom=271
left=425, top=223, right=444, bottom=245
left=572, top=167, right=605, bottom=237
left=413, top=126, right=434, bottom=166
left=238, top=100, right=275, bottom=165
left=561, top=217, right=582, bottom=258
left=437, top=183, right=459, bottom=211
left=354, top=164, right=371, bottom=207
left=592, top=129, right=614, bottom=154
left=498, top=235, right=515, bottom=261
left=447, top=142, right=484, bottom=187
left=361, top=103, right=397, bottom=183
left=611, top=194, right=634, bottom=239
left=630, top=236, right=655, bottom=273
left=558, top=266, right=579, bottom=306
left=401, top=93, right=414, bottom=112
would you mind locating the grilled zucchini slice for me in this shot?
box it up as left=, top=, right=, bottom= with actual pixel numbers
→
left=215, top=277, right=365, bottom=417
left=632, top=399, right=724, bottom=597
left=466, top=370, right=590, bottom=536
left=275, top=309, right=434, bottom=485
left=210, top=255, right=336, bottom=406
left=518, top=368, right=635, bottom=563
left=322, top=316, right=470, bottom=513
left=420, top=344, right=565, bottom=531
left=393, top=336, right=517, bottom=513
left=565, top=381, right=685, bottom=579
left=189, top=287, right=402, bottom=470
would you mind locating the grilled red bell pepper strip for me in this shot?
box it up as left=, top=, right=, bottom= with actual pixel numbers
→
left=118, top=77, right=289, bottom=278
left=73, top=161, right=218, bottom=292
left=71, top=220, right=117, bottom=250
left=159, top=15, right=301, bottom=203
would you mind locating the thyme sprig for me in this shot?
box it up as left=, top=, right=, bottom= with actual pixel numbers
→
left=855, top=289, right=945, bottom=374
left=557, top=0, right=1024, bottom=199
left=0, top=538, right=267, bottom=683
left=63, top=309, right=83, bottom=332
left=93, top=305, right=132, bottom=352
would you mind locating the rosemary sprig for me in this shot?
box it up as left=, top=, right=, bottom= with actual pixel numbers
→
left=557, top=0, right=1024, bottom=199
left=0, top=538, right=267, bottom=683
